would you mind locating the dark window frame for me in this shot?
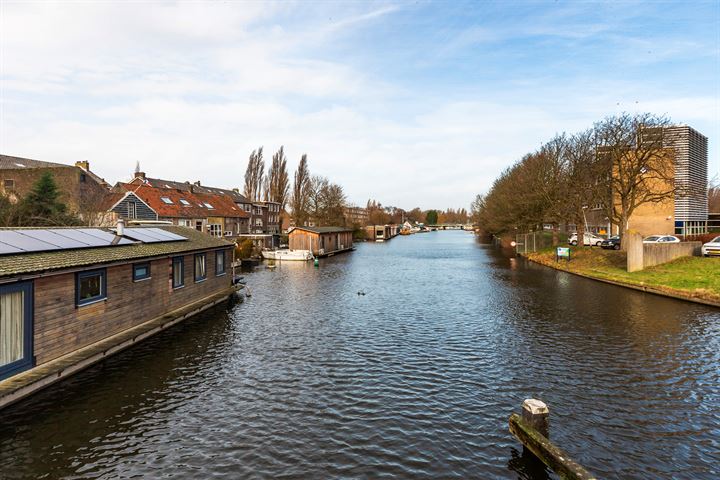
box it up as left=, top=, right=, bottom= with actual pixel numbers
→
left=194, top=253, right=207, bottom=282
left=0, top=281, right=34, bottom=381
left=3, top=179, right=15, bottom=189
left=172, top=256, right=185, bottom=289
left=76, top=268, right=107, bottom=306
left=215, top=250, right=226, bottom=276
left=132, top=262, right=151, bottom=282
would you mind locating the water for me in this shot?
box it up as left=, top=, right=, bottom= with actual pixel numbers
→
left=1, top=231, right=719, bottom=479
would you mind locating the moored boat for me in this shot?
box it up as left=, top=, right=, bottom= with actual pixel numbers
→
left=261, top=249, right=314, bottom=261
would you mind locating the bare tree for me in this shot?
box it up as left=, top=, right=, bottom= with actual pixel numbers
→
left=265, top=146, right=290, bottom=209
left=243, top=147, right=264, bottom=201
left=291, top=154, right=311, bottom=226
left=709, top=175, right=720, bottom=213
left=595, top=113, right=674, bottom=243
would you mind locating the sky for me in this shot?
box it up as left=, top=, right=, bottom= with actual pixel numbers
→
left=1, top=1, right=719, bottom=210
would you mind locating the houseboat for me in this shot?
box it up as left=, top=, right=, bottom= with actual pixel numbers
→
left=288, top=226, right=353, bottom=257
left=261, top=249, right=313, bottom=261
left=0, top=223, right=236, bottom=410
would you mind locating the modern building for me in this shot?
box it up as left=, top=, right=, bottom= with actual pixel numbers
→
left=344, top=206, right=369, bottom=227
left=0, top=225, right=235, bottom=407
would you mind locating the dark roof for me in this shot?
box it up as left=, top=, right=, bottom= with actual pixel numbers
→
left=0, top=154, right=69, bottom=170
left=291, top=226, right=353, bottom=234
left=0, top=226, right=232, bottom=278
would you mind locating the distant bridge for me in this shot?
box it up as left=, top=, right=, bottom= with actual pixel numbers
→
left=427, top=224, right=475, bottom=230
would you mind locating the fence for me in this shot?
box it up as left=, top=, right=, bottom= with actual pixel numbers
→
left=515, top=231, right=567, bottom=255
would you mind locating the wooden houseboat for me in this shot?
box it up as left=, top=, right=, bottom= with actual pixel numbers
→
left=0, top=223, right=236, bottom=409
left=288, top=226, right=353, bottom=257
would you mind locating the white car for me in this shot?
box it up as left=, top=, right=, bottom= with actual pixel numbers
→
left=643, top=235, right=680, bottom=244
left=568, top=232, right=604, bottom=246
left=701, top=236, right=720, bottom=257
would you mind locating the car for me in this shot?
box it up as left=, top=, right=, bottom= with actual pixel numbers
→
left=568, top=232, right=604, bottom=246
left=701, top=236, right=720, bottom=257
left=601, top=235, right=621, bottom=250
left=643, top=235, right=680, bottom=244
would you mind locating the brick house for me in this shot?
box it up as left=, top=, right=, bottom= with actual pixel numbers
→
left=0, top=155, right=110, bottom=222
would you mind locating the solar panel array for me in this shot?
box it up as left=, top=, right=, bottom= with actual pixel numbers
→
left=0, top=227, right=186, bottom=256
left=116, top=227, right=187, bottom=243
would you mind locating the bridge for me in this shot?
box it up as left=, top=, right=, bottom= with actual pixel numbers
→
left=427, top=224, right=475, bottom=231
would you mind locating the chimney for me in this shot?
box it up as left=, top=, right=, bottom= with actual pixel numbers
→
left=185, top=181, right=194, bottom=193
left=194, top=181, right=201, bottom=186
left=116, top=218, right=125, bottom=236
left=232, top=188, right=239, bottom=193
left=75, top=160, right=90, bottom=171
left=134, top=171, right=146, bottom=181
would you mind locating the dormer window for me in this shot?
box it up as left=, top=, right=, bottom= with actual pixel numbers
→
left=161, top=197, right=173, bottom=204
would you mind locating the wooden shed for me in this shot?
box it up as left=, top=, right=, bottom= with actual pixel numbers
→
left=288, top=226, right=353, bottom=256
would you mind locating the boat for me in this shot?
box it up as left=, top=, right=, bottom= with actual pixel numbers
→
left=261, top=249, right=314, bottom=261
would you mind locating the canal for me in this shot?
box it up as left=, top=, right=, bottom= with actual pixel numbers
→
left=1, top=231, right=718, bottom=479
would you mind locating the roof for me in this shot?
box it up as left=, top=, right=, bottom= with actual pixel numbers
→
left=118, top=183, right=249, bottom=219
left=101, top=191, right=156, bottom=213
left=134, top=177, right=251, bottom=204
left=290, top=226, right=353, bottom=234
left=0, top=226, right=232, bottom=278
left=0, top=154, right=70, bottom=170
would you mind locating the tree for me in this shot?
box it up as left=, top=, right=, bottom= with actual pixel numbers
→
left=265, top=146, right=290, bottom=209
left=595, top=113, right=674, bottom=244
left=19, top=172, right=82, bottom=226
left=425, top=210, right=438, bottom=225
left=366, top=199, right=389, bottom=225
left=709, top=175, right=720, bottom=213
left=243, top=147, right=264, bottom=201
left=291, top=154, right=311, bottom=226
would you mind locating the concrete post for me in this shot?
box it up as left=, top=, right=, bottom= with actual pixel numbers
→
left=522, top=398, right=549, bottom=438
left=626, top=232, right=644, bottom=272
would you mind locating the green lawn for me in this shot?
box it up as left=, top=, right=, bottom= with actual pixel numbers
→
left=528, top=247, right=720, bottom=303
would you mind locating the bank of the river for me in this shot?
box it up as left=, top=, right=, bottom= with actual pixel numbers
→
left=526, top=247, right=720, bottom=307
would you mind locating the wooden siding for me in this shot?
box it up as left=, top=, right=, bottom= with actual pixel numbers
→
left=288, top=230, right=353, bottom=255
left=111, top=193, right=158, bottom=221
left=32, top=248, right=232, bottom=366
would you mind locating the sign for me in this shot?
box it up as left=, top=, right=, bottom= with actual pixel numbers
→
left=556, top=247, right=570, bottom=262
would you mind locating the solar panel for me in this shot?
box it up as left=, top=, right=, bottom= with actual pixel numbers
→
left=19, top=229, right=91, bottom=249
left=120, top=228, right=186, bottom=243
left=0, top=241, right=25, bottom=254
left=0, top=231, right=61, bottom=252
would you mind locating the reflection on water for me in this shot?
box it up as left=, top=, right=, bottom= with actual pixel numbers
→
left=1, top=231, right=718, bottom=479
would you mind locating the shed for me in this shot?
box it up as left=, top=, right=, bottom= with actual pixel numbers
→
left=288, top=226, right=353, bottom=256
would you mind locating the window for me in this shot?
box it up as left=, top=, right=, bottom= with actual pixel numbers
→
left=216, top=250, right=226, bottom=275
left=161, top=197, right=174, bottom=204
left=179, top=199, right=190, bottom=206
left=127, top=201, right=137, bottom=219
left=208, top=224, right=222, bottom=237
left=80, top=173, right=87, bottom=183
left=204, top=202, right=214, bottom=209
left=178, top=219, right=192, bottom=227
left=172, top=257, right=184, bottom=288
left=244, top=204, right=251, bottom=212
left=133, top=262, right=151, bottom=281
left=76, top=269, right=107, bottom=306
left=0, top=281, right=33, bottom=380
left=3, top=179, right=14, bottom=190
left=194, top=253, right=207, bottom=282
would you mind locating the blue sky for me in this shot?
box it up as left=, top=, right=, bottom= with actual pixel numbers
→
left=1, top=0, right=718, bottom=209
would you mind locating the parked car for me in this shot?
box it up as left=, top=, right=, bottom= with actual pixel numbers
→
left=701, top=236, right=720, bottom=257
left=568, top=232, right=604, bottom=246
left=601, top=235, right=621, bottom=250
left=643, top=235, right=680, bottom=244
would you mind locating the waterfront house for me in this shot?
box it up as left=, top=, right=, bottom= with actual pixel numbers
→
left=288, top=226, right=353, bottom=256
left=0, top=224, right=235, bottom=405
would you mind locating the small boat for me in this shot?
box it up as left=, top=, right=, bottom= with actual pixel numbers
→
left=261, top=249, right=314, bottom=261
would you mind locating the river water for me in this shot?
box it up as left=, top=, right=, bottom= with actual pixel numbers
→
left=1, top=231, right=719, bottom=479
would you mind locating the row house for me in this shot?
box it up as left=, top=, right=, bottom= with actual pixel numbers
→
left=117, top=171, right=249, bottom=239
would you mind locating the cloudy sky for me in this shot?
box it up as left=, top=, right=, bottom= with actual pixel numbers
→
left=1, top=1, right=718, bottom=210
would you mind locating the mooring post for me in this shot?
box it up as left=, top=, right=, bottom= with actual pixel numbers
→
left=522, top=398, right=549, bottom=438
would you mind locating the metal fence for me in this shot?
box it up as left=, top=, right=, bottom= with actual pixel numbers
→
left=515, top=231, right=567, bottom=255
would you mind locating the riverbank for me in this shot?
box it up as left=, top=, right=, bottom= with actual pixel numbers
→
left=526, top=247, right=720, bottom=307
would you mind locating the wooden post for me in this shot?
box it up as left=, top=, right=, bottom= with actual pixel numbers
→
left=522, top=398, right=549, bottom=437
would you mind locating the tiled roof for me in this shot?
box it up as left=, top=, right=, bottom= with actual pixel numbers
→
left=0, top=226, right=233, bottom=278
left=139, top=177, right=251, bottom=203
left=118, top=183, right=249, bottom=219
left=291, top=226, right=353, bottom=234
left=0, top=154, right=68, bottom=170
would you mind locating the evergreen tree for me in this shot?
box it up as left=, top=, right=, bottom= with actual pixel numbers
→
left=20, top=172, right=81, bottom=226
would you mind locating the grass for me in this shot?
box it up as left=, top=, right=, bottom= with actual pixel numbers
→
left=527, top=246, right=720, bottom=304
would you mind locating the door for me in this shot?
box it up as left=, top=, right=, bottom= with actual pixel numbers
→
left=0, top=281, right=33, bottom=380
